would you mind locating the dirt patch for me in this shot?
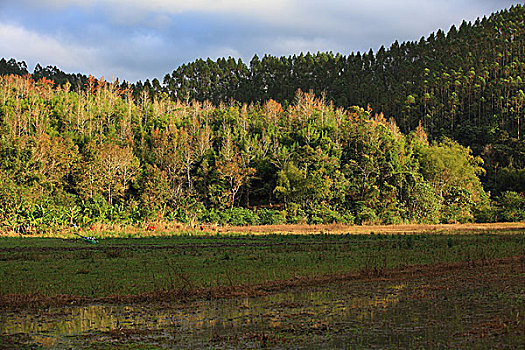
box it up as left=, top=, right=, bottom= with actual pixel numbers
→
left=2, top=222, right=525, bottom=238
left=456, top=316, right=523, bottom=338
left=216, top=222, right=525, bottom=235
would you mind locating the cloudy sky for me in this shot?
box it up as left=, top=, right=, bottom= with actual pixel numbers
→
left=0, top=0, right=521, bottom=82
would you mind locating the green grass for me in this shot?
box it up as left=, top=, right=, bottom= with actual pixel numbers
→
left=0, top=233, right=523, bottom=298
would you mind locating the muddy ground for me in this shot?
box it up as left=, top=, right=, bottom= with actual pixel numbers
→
left=1, top=256, right=523, bottom=349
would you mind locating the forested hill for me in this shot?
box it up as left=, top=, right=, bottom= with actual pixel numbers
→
left=3, top=5, right=523, bottom=152
left=143, top=4, right=525, bottom=198
left=0, top=5, right=524, bottom=230
left=161, top=6, right=523, bottom=138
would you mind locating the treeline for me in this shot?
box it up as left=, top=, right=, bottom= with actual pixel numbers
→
left=0, top=58, right=91, bottom=91
left=2, top=74, right=522, bottom=233
left=0, top=5, right=524, bottom=231
left=159, top=6, right=524, bottom=148
left=2, top=6, right=523, bottom=198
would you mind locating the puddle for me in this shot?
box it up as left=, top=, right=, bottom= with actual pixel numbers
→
left=1, top=267, right=523, bottom=349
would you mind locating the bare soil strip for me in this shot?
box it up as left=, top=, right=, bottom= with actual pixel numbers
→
left=2, top=255, right=523, bottom=310
left=216, top=222, right=525, bottom=235
left=2, top=222, right=525, bottom=238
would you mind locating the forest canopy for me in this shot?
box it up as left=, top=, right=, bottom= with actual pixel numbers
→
left=0, top=76, right=501, bottom=231
left=0, top=4, right=524, bottom=231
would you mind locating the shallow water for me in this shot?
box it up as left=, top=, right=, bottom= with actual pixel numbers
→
left=1, top=264, right=523, bottom=349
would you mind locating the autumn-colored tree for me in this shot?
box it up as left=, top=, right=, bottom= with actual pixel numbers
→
left=75, top=142, right=138, bottom=205
left=33, top=133, right=79, bottom=192
left=98, top=143, right=139, bottom=205
left=215, top=128, right=255, bottom=208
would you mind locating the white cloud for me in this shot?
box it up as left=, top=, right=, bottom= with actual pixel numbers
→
left=0, top=22, right=146, bottom=80
left=2, top=0, right=521, bottom=81
left=204, top=47, right=243, bottom=60
left=266, top=36, right=339, bottom=55
left=124, top=0, right=288, bottom=15
left=11, top=0, right=520, bottom=39
left=14, top=0, right=291, bottom=22
left=0, top=22, right=98, bottom=71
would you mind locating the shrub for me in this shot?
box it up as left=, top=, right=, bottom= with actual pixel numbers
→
left=379, top=209, right=405, bottom=225
left=80, top=194, right=112, bottom=222
left=355, top=206, right=378, bottom=225
left=257, top=208, right=286, bottom=225
left=305, top=203, right=346, bottom=224
left=285, top=203, right=307, bottom=224
left=497, top=191, right=525, bottom=222
left=341, top=212, right=355, bottom=224
left=222, top=207, right=260, bottom=226
left=474, top=199, right=498, bottom=223
left=198, top=208, right=223, bottom=224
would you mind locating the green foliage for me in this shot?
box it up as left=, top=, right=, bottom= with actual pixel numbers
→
left=80, top=195, right=113, bottom=223
left=354, top=206, right=379, bottom=225
left=170, top=197, right=206, bottom=225
left=197, top=207, right=222, bottom=224
left=0, top=49, right=518, bottom=230
left=284, top=202, right=307, bottom=224
left=474, top=198, right=498, bottom=223
left=257, top=208, right=286, bottom=225
left=221, top=207, right=260, bottom=226
left=274, top=163, right=306, bottom=204
left=405, top=180, right=443, bottom=224
left=497, top=191, right=525, bottom=222
left=139, top=164, right=170, bottom=219
left=417, top=138, right=486, bottom=223
left=305, top=202, right=354, bottom=224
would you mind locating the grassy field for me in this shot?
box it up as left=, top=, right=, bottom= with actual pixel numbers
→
left=2, top=257, right=523, bottom=349
left=0, top=228, right=523, bottom=305
left=0, top=226, right=524, bottom=349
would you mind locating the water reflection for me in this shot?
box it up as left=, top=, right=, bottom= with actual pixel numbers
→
left=1, top=283, right=404, bottom=348
left=1, top=274, right=521, bottom=349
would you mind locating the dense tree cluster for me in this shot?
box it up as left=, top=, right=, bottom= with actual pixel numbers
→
left=159, top=5, right=525, bottom=196
left=159, top=7, right=524, bottom=146
left=0, top=75, right=502, bottom=232
left=0, top=58, right=91, bottom=92
left=0, top=5, right=524, bottom=231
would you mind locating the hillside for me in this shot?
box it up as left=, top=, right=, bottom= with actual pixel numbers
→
left=0, top=5, right=524, bottom=231
left=159, top=7, right=524, bottom=143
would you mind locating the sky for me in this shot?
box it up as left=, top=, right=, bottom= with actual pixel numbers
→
left=0, top=0, right=521, bottom=82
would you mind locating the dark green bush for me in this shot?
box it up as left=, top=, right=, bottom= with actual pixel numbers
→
left=257, top=208, right=286, bottom=225
left=198, top=208, right=223, bottom=224
left=222, top=207, right=260, bottom=226
left=497, top=191, right=525, bottom=222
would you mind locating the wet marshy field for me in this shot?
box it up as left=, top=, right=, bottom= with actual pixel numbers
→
left=0, top=232, right=523, bottom=349
left=1, top=257, right=523, bottom=349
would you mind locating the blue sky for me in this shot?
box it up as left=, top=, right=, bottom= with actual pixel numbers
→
left=0, top=0, right=521, bottom=82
